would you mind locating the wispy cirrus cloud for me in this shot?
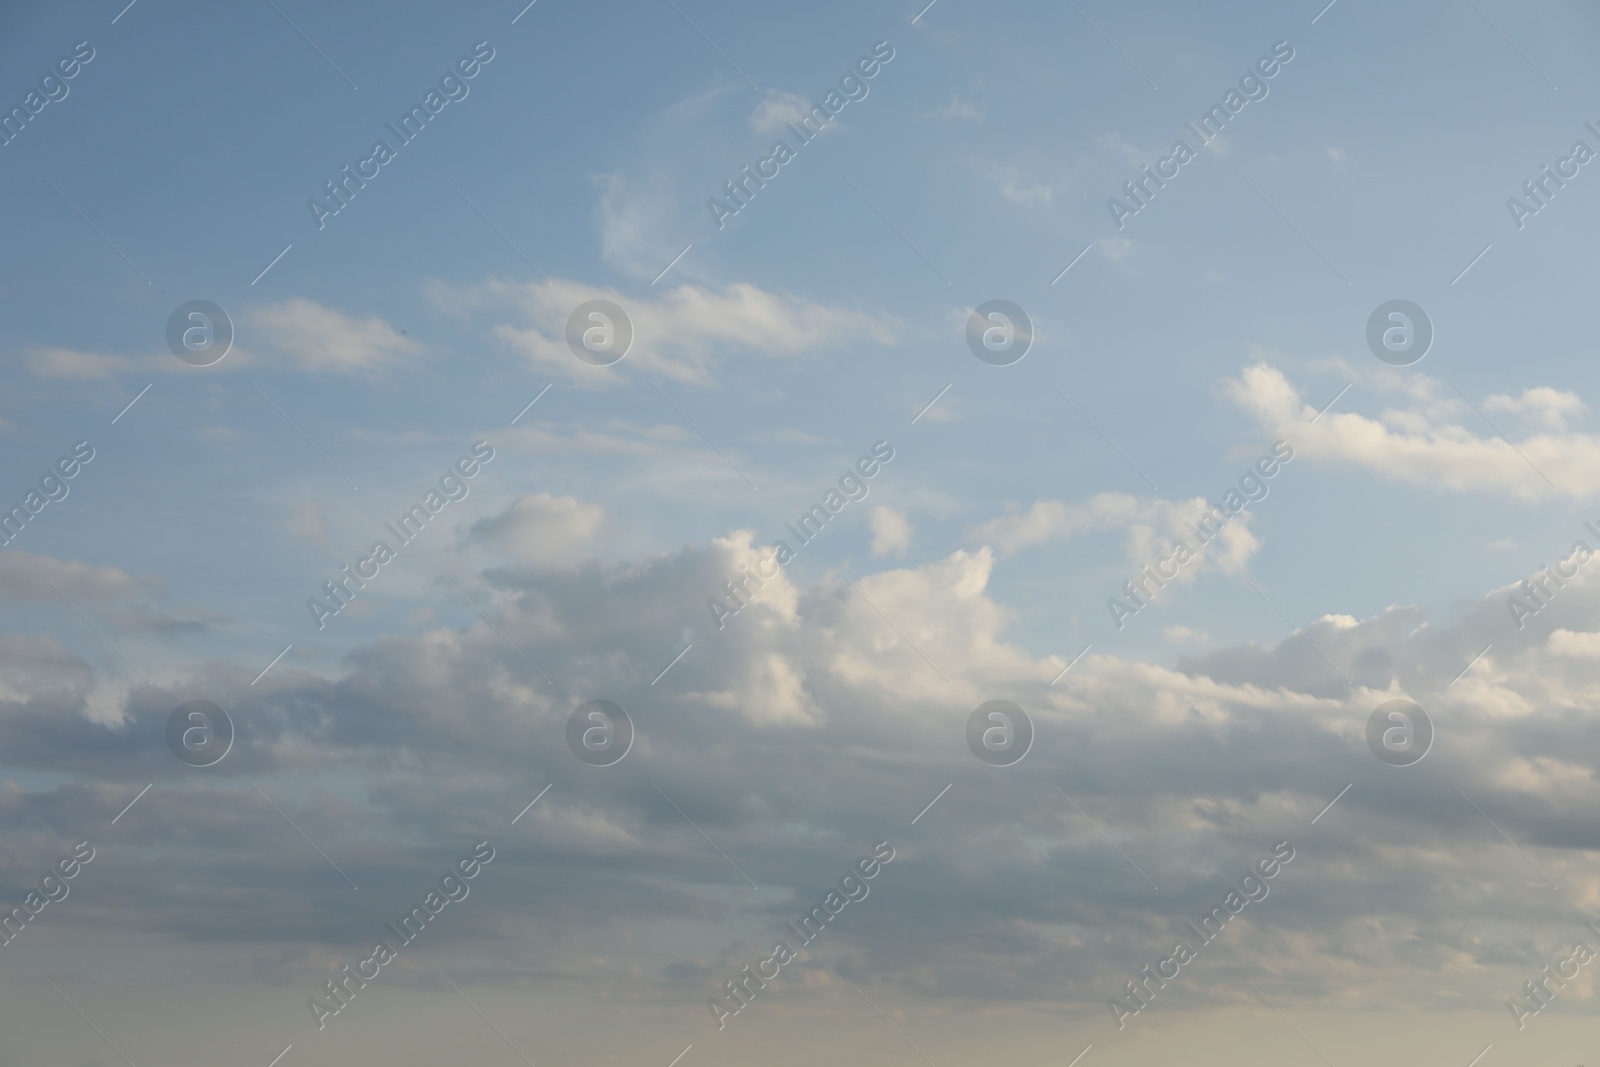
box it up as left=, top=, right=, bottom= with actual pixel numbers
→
left=433, top=276, right=897, bottom=385
left=248, top=298, right=420, bottom=375
left=970, top=491, right=1261, bottom=578
left=26, top=347, right=133, bottom=378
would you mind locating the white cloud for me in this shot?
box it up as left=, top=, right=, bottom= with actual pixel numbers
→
left=286, top=499, right=328, bottom=544
left=0, top=632, right=92, bottom=706
left=868, top=505, right=911, bottom=557
left=969, top=492, right=1261, bottom=578
left=750, top=89, right=815, bottom=135
left=28, top=347, right=131, bottom=378
left=1093, top=133, right=1147, bottom=168
left=1226, top=363, right=1600, bottom=500
left=0, top=552, right=156, bottom=602
left=1546, top=629, right=1600, bottom=656
left=249, top=298, right=420, bottom=375
left=690, top=651, right=822, bottom=727
left=436, top=276, right=898, bottom=386
left=468, top=494, right=605, bottom=567
left=926, top=93, right=980, bottom=119
left=989, top=164, right=1060, bottom=207
left=0, top=553, right=223, bottom=640
left=590, top=85, right=730, bottom=281
left=970, top=495, right=1129, bottom=553
left=819, top=546, right=1044, bottom=704
left=1097, top=235, right=1135, bottom=261
left=754, top=428, right=830, bottom=446
left=497, top=417, right=694, bottom=460
left=8, top=516, right=1600, bottom=1021
left=1482, top=386, right=1586, bottom=430
left=83, top=677, right=131, bottom=726
left=594, top=171, right=683, bottom=284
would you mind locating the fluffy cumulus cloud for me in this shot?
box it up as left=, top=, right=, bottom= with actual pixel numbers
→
left=435, top=276, right=898, bottom=385
left=4, top=521, right=1600, bottom=1032
left=867, top=505, right=911, bottom=557
left=1545, top=628, right=1600, bottom=657
left=468, top=493, right=605, bottom=567
left=1227, top=363, right=1600, bottom=500
left=1482, top=386, right=1587, bottom=431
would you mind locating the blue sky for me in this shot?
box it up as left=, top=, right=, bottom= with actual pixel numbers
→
left=5, top=0, right=1600, bottom=1065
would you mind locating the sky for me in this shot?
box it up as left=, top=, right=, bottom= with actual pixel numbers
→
left=2, top=0, right=1600, bottom=1064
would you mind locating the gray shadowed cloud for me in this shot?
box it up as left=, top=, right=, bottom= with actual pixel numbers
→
left=2, top=518, right=1599, bottom=1019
